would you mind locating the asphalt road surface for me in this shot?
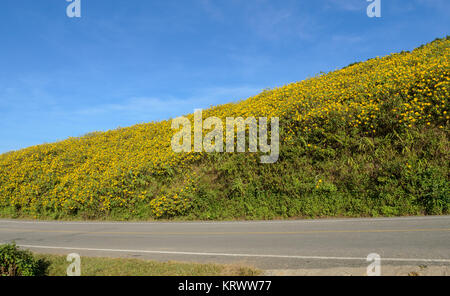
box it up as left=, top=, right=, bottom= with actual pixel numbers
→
left=1, top=216, right=449, bottom=269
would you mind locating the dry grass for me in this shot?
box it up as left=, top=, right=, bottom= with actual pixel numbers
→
left=34, top=253, right=261, bottom=276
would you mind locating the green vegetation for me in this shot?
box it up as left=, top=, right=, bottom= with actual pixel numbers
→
left=0, top=243, right=48, bottom=276
left=36, top=254, right=260, bottom=276
left=0, top=243, right=260, bottom=276
left=0, top=37, right=448, bottom=221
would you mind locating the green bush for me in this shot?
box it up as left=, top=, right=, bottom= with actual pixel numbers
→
left=0, top=243, right=48, bottom=276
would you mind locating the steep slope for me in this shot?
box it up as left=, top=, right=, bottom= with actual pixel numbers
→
left=0, top=37, right=448, bottom=220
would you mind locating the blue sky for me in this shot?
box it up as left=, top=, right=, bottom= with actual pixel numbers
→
left=0, top=0, right=448, bottom=153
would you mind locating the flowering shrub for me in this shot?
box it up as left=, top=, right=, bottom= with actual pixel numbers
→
left=150, top=194, right=191, bottom=218
left=0, top=37, right=448, bottom=219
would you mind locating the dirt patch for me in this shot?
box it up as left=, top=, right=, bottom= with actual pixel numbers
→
left=264, top=265, right=450, bottom=276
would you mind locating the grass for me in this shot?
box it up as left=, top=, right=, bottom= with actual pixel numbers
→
left=34, top=254, right=261, bottom=276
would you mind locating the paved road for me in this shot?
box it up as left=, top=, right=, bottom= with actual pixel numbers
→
left=1, top=216, right=449, bottom=269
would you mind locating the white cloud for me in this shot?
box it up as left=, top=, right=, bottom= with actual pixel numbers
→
left=75, top=86, right=263, bottom=120
left=331, top=34, right=364, bottom=43
left=325, top=0, right=365, bottom=12
left=197, top=0, right=225, bottom=21
left=416, top=0, right=449, bottom=9
left=244, top=2, right=315, bottom=41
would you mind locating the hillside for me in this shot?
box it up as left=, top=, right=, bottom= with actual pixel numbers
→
left=0, top=37, right=449, bottom=220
